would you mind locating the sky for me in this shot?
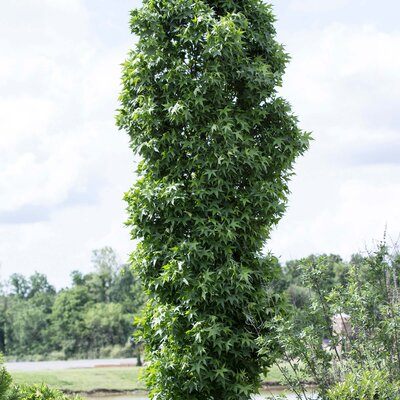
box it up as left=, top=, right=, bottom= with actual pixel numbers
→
left=1, top=0, right=399, bottom=288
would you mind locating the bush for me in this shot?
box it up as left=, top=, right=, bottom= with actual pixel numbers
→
left=326, top=370, right=400, bottom=400
left=0, top=359, right=12, bottom=399
left=269, top=242, right=400, bottom=399
left=0, top=355, right=82, bottom=400
left=7, top=384, right=82, bottom=400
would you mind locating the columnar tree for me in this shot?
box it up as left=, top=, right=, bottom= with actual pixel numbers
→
left=117, top=1, right=310, bottom=399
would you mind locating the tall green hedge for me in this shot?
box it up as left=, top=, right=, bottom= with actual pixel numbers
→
left=117, top=1, right=309, bottom=398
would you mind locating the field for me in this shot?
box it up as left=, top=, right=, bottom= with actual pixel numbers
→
left=11, top=367, right=145, bottom=393
left=10, top=365, right=285, bottom=393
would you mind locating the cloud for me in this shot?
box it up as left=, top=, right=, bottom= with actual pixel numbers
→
left=0, top=0, right=135, bottom=215
left=288, top=0, right=349, bottom=13
left=0, top=205, right=50, bottom=225
left=277, top=23, right=400, bottom=166
left=269, top=20, right=400, bottom=261
left=281, top=24, right=400, bottom=125
left=0, top=0, right=137, bottom=287
left=343, top=135, right=400, bottom=166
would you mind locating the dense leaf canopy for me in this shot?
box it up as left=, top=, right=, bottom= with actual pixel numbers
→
left=117, top=1, right=310, bottom=399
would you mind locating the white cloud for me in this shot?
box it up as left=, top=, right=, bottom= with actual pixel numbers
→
left=0, top=182, right=133, bottom=288
left=281, top=24, right=400, bottom=132
left=269, top=21, right=400, bottom=261
left=0, top=0, right=137, bottom=286
left=288, top=0, right=349, bottom=13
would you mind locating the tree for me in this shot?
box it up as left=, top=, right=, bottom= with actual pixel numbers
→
left=84, top=303, right=131, bottom=351
left=28, top=272, right=55, bottom=299
left=9, top=274, right=29, bottom=299
left=4, top=273, right=56, bottom=357
left=0, top=284, right=6, bottom=354
left=281, top=254, right=349, bottom=310
left=110, top=263, right=146, bottom=314
left=117, top=1, right=309, bottom=398
left=5, top=297, right=53, bottom=356
left=89, top=247, right=119, bottom=303
left=50, top=286, right=91, bottom=357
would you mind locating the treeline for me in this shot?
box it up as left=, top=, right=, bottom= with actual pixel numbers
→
left=0, top=247, right=145, bottom=361
left=0, top=246, right=371, bottom=361
left=280, top=253, right=356, bottom=310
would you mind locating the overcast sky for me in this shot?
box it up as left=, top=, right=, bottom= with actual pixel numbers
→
left=1, top=0, right=399, bottom=288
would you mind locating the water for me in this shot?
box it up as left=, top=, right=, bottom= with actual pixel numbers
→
left=86, top=390, right=317, bottom=400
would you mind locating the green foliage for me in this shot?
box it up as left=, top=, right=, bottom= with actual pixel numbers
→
left=4, top=273, right=56, bottom=356
left=326, top=370, right=400, bottom=400
left=1, top=355, right=82, bottom=400
left=1, top=247, right=145, bottom=360
left=0, top=355, right=12, bottom=399
left=5, top=298, right=53, bottom=356
left=8, top=384, right=82, bottom=400
left=271, top=242, right=400, bottom=399
left=281, top=254, right=348, bottom=308
left=83, top=303, right=132, bottom=349
left=50, top=286, right=92, bottom=357
left=117, top=0, right=309, bottom=398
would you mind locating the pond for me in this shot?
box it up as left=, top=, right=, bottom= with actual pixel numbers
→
left=86, top=390, right=318, bottom=400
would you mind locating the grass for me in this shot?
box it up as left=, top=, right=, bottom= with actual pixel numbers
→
left=264, top=364, right=286, bottom=383
left=10, top=364, right=286, bottom=393
left=11, top=367, right=145, bottom=392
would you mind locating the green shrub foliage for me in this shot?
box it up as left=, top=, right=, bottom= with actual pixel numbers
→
left=117, top=1, right=309, bottom=399
left=326, top=370, right=400, bottom=400
left=8, top=384, right=82, bottom=400
left=0, top=356, right=82, bottom=400
left=0, top=355, right=12, bottom=399
left=270, top=243, right=400, bottom=399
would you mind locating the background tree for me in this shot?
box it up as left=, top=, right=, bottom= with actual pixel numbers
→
left=0, top=286, right=6, bottom=354
left=50, top=248, right=145, bottom=358
left=281, top=254, right=349, bottom=310
left=5, top=273, right=56, bottom=356
left=89, top=247, right=119, bottom=303
left=0, top=247, right=145, bottom=360
left=51, top=285, right=91, bottom=357
left=9, top=274, right=29, bottom=299
left=117, top=1, right=310, bottom=399
left=270, top=243, right=400, bottom=399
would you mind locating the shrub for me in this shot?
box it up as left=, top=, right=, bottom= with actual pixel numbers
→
left=8, top=384, right=82, bottom=400
left=269, top=242, right=400, bottom=399
left=0, top=355, right=82, bottom=400
left=326, top=370, right=400, bottom=400
left=0, top=357, right=12, bottom=399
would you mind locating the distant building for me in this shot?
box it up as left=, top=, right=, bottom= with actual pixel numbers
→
left=332, top=313, right=352, bottom=337
left=332, top=313, right=352, bottom=358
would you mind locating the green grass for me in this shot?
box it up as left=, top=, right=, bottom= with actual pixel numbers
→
left=11, top=367, right=145, bottom=392
left=10, top=364, right=285, bottom=393
left=264, top=364, right=286, bottom=383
